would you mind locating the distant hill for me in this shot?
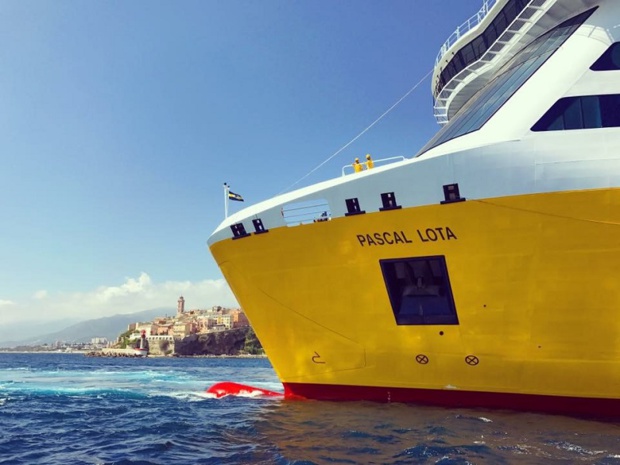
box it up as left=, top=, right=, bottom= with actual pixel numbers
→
left=0, top=308, right=174, bottom=347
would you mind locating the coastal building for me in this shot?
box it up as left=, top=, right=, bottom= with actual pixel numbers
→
left=230, top=309, right=249, bottom=328
left=115, top=301, right=253, bottom=349
left=216, top=314, right=232, bottom=329
left=146, top=334, right=174, bottom=355
left=206, top=316, right=220, bottom=331
left=172, top=321, right=191, bottom=339
left=153, top=323, right=170, bottom=335
left=132, top=323, right=156, bottom=338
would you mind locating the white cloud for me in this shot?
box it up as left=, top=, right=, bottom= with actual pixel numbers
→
left=33, top=290, right=48, bottom=300
left=1, top=273, right=238, bottom=325
left=94, top=272, right=153, bottom=302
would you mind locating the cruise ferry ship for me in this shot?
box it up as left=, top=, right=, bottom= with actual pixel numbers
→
left=208, top=0, right=620, bottom=417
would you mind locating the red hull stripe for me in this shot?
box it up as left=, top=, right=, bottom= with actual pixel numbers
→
left=283, top=382, right=620, bottom=418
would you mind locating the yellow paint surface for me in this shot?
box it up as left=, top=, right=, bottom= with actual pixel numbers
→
left=210, top=189, right=620, bottom=399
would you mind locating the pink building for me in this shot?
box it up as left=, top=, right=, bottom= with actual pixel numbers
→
left=231, top=309, right=250, bottom=328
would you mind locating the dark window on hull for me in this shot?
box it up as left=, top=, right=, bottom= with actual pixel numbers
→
left=591, top=42, right=620, bottom=71
left=380, top=256, right=458, bottom=325
left=532, top=94, right=620, bottom=131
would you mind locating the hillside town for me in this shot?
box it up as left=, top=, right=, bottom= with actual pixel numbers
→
left=1, top=297, right=256, bottom=356
left=125, top=296, right=249, bottom=342
left=114, top=296, right=253, bottom=356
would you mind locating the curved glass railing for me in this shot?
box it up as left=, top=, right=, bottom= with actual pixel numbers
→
left=433, top=0, right=554, bottom=124
left=435, top=0, right=498, bottom=67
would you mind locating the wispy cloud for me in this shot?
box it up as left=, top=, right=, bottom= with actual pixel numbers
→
left=33, top=290, right=48, bottom=300
left=0, top=273, right=238, bottom=324
left=93, top=272, right=153, bottom=303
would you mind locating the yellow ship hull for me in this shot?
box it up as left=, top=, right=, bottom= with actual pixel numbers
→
left=210, top=188, right=620, bottom=416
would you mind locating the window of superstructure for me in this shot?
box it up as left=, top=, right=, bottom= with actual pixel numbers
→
left=380, top=256, right=458, bottom=326
left=532, top=94, right=620, bottom=131
left=436, top=0, right=530, bottom=96
left=420, top=8, right=597, bottom=156
left=591, top=43, right=620, bottom=71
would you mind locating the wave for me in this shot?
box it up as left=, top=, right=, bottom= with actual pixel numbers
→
left=0, top=367, right=284, bottom=404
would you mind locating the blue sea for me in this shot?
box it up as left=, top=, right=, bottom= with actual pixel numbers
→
left=1, top=353, right=619, bottom=465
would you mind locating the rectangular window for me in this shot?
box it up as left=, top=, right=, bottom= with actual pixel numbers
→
left=380, top=256, right=459, bottom=325
left=532, top=94, right=620, bottom=131
left=563, top=98, right=583, bottom=129
left=601, top=94, right=620, bottom=127
left=581, top=96, right=602, bottom=128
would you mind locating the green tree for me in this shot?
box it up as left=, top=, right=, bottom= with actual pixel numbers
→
left=243, top=327, right=264, bottom=355
left=117, top=329, right=136, bottom=349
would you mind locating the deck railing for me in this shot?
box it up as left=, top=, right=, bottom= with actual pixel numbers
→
left=435, top=0, right=498, bottom=66
left=341, top=156, right=406, bottom=176
left=281, top=199, right=331, bottom=226
left=433, top=0, right=554, bottom=124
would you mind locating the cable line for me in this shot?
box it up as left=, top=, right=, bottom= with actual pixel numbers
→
left=280, top=68, right=433, bottom=194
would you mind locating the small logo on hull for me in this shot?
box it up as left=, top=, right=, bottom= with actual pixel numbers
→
left=465, top=355, right=480, bottom=366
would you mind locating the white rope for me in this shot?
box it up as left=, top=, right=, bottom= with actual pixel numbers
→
left=280, top=68, right=433, bottom=194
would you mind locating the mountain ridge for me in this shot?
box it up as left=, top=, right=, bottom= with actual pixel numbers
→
left=0, top=308, right=174, bottom=347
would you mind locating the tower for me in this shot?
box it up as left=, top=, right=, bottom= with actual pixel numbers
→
left=177, top=296, right=185, bottom=315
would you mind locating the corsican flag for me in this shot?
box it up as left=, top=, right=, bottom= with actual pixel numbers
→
left=228, top=191, right=244, bottom=202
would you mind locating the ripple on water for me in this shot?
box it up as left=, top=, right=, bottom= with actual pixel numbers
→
left=1, top=354, right=620, bottom=465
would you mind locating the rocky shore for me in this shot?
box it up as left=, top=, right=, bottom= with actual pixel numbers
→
left=86, top=327, right=263, bottom=358
left=85, top=348, right=145, bottom=358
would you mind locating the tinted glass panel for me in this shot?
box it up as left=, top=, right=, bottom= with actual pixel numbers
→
left=421, top=8, right=595, bottom=155
left=380, top=256, right=458, bottom=325
left=436, top=0, right=531, bottom=96
left=564, top=98, right=583, bottom=129
left=532, top=94, right=620, bottom=131
left=546, top=112, right=565, bottom=130
left=600, top=94, right=620, bottom=127
left=591, top=42, right=620, bottom=70
left=581, top=96, right=601, bottom=128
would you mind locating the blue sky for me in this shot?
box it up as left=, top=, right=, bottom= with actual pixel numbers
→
left=0, top=0, right=477, bottom=325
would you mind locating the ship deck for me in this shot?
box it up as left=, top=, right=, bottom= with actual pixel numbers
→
left=432, top=0, right=572, bottom=124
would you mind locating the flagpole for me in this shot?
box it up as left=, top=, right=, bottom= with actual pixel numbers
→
left=224, top=183, right=229, bottom=218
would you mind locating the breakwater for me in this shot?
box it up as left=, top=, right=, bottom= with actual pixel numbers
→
left=85, top=348, right=145, bottom=357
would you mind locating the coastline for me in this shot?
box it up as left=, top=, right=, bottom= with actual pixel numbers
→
left=0, top=350, right=267, bottom=359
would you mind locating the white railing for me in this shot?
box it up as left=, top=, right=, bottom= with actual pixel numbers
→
left=435, top=0, right=499, bottom=66
left=341, top=156, right=406, bottom=176
left=281, top=199, right=331, bottom=226
left=433, top=0, right=554, bottom=124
